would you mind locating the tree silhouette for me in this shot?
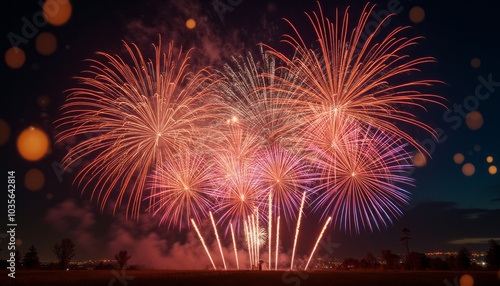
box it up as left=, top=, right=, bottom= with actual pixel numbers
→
left=400, top=227, right=411, bottom=269
left=455, top=247, right=471, bottom=270
left=114, top=250, right=132, bottom=270
left=22, top=246, right=40, bottom=269
left=15, top=250, right=22, bottom=268
left=486, top=239, right=500, bottom=270
left=407, top=252, right=429, bottom=270
left=53, top=238, right=75, bottom=269
left=360, top=252, right=378, bottom=269
left=381, top=249, right=400, bottom=270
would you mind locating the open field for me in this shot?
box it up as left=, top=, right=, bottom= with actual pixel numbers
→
left=1, top=270, right=499, bottom=286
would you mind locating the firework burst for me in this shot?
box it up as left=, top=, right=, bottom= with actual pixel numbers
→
left=216, top=47, right=300, bottom=147
left=254, top=145, right=315, bottom=222
left=264, top=2, right=445, bottom=153
left=147, top=151, right=214, bottom=230
left=56, top=38, right=221, bottom=219
left=312, top=124, right=414, bottom=233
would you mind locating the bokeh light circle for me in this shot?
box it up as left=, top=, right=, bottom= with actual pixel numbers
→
left=46, top=193, right=54, bottom=200
left=43, top=0, right=72, bottom=26
left=16, top=239, right=23, bottom=247
left=5, top=47, right=26, bottom=69
left=489, top=165, right=497, bottom=175
left=459, top=274, right=474, bottom=286
left=473, top=144, right=481, bottom=152
left=462, top=163, right=475, bottom=176
left=409, top=6, right=425, bottom=23
left=35, top=32, right=58, bottom=56
left=453, top=153, right=465, bottom=164
left=37, top=95, right=51, bottom=108
left=25, top=168, right=46, bottom=191
left=413, top=152, right=426, bottom=167
left=16, top=126, right=50, bottom=161
left=486, top=156, right=494, bottom=163
left=470, top=57, right=481, bottom=69
left=466, top=111, right=483, bottom=130
left=186, top=18, right=196, bottom=29
left=0, top=119, right=10, bottom=145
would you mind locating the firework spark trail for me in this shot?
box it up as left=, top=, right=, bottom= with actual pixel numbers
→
left=251, top=214, right=257, bottom=267
left=191, top=218, right=216, bottom=270
left=56, top=38, right=221, bottom=220
left=268, top=193, right=272, bottom=270
left=275, top=215, right=280, bottom=271
left=210, top=211, right=227, bottom=270
left=290, top=191, right=306, bottom=270
left=244, top=219, right=252, bottom=268
left=304, top=216, right=332, bottom=270
left=230, top=221, right=239, bottom=270
left=255, top=207, right=260, bottom=265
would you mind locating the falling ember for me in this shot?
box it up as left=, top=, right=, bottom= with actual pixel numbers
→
left=290, top=191, right=306, bottom=270
left=191, top=219, right=216, bottom=270
left=210, top=211, right=227, bottom=270
left=304, top=216, right=332, bottom=270
left=230, top=222, right=239, bottom=270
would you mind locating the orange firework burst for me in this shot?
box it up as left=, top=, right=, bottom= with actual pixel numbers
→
left=147, top=150, right=214, bottom=230
left=264, top=2, right=445, bottom=153
left=56, top=38, right=221, bottom=219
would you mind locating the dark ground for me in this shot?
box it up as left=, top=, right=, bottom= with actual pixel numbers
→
left=1, top=270, right=499, bottom=286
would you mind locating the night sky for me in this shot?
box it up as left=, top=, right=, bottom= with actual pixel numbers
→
left=1, top=0, right=500, bottom=268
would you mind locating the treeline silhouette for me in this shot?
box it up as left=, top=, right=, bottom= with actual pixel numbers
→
left=0, top=238, right=134, bottom=271
left=1, top=238, right=499, bottom=271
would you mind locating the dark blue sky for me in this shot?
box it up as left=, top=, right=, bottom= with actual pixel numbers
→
left=1, top=0, right=500, bottom=266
